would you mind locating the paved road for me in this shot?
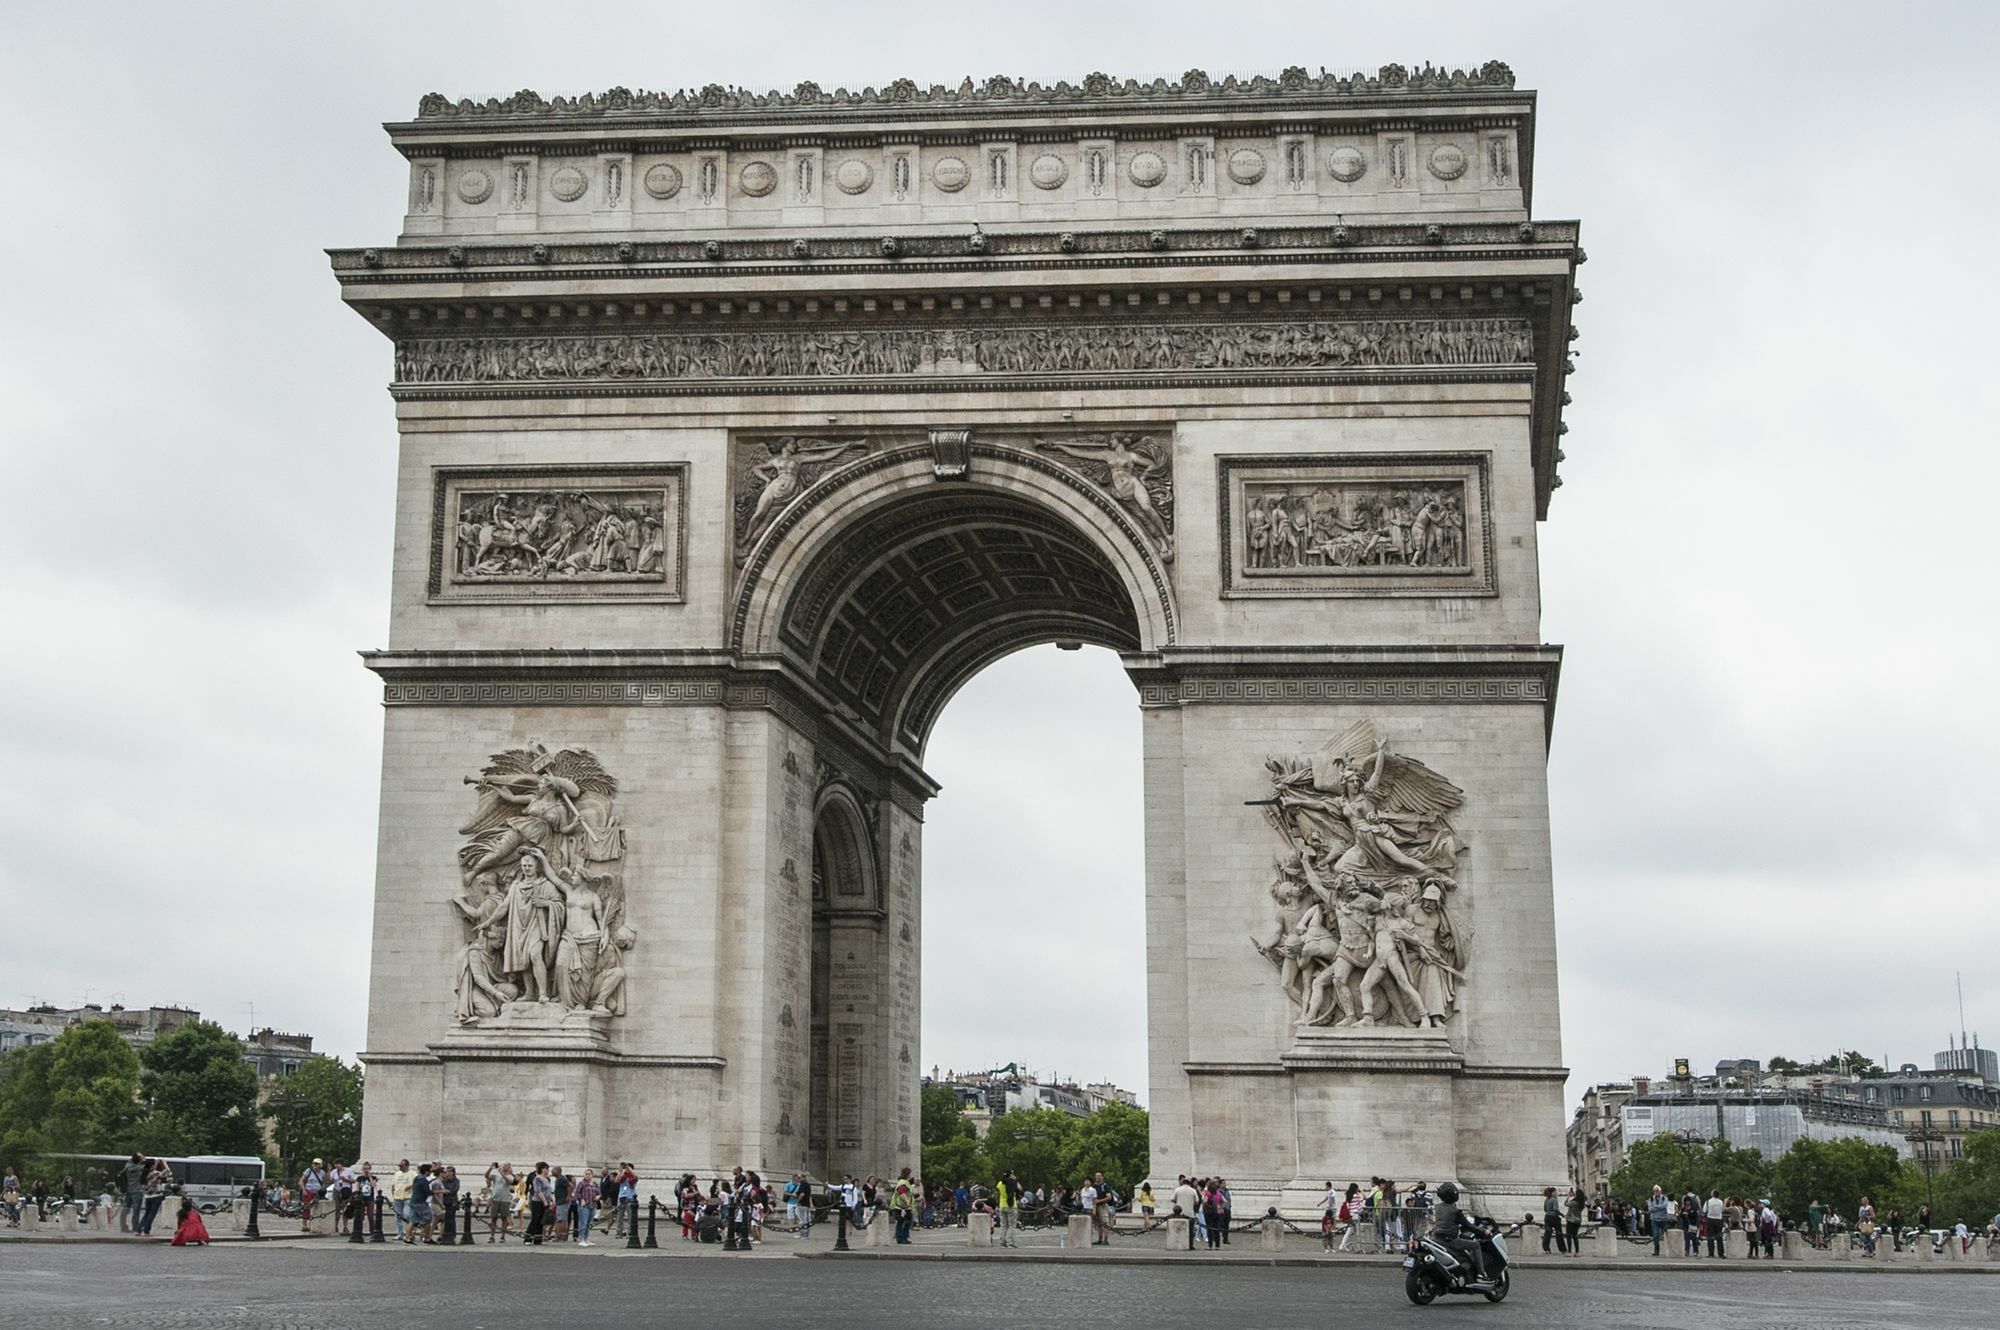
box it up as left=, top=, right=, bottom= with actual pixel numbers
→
left=0, top=1245, right=1995, bottom=1329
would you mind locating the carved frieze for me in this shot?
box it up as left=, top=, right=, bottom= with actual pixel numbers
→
left=429, top=466, right=686, bottom=603
left=1218, top=453, right=1493, bottom=598
left=395, top=316, right=1532, bottom=387
left=452, top=744, right=633, bottom=1025
left=1033, top=432, right=1175, bottom=561
left=1252, top=721, right=1467, bottom=1032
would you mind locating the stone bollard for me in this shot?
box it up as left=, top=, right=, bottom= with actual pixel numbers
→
left=1945, top=1236, right=1967, bottom=1263
left=1781, top=1230, right=1808, bottom=1261
left=1724, top=1229, right=1748, bottom=1259
left=1828, top=1233, right=1852, bottom=1260
left=59, top=1204, right=79, bottom=1234
left=967, top=1212, right=993, bottom=1247
left=91, top=1205, right=110, bottom=1233
left=1063, top=1213, right=1092, bottom=1250
left=1911, top=1235, right=1934, bottom=1263
left=862, top=1214, right=891, bottom=1247
left=1260, top=1216, right=1284, bottom=1252
left=1167, top=1217, right=1191, bottom=1251
left=1593, top=1226, right=1619, bottom=1258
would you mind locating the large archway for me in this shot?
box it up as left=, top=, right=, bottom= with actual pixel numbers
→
left=347, top=64, right=1580, bottom=1218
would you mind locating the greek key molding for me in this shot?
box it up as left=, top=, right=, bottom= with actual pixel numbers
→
left=382, top=679, right=724, bottom=707
left=1137, top=677, right=1549, bottom=707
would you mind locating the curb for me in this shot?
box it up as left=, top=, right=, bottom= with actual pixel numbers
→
left=798, top=1249, right=2000, bottom=1275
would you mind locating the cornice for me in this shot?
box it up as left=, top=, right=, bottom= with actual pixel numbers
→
left=329, top=220, right=1581, bottom=280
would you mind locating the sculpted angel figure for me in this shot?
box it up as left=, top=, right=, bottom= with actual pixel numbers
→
left=458, top=745, right=624, bottom=885
left=740, top=438, right=862, bottom=547
left=1035, top=433, right=1175, bottom=560
left=1265, top=720, right=1465, bottom=888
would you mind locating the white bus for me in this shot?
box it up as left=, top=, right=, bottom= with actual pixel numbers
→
left=63, top=1154, right=267, bottom=1214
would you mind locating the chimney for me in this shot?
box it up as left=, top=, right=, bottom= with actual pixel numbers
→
left=1634, top=1076, right=1650, bottom=1097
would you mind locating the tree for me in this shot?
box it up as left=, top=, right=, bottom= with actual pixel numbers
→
left=47, top=1022, right=144, bottom=1150
left=921, top=1083, right=972, bottom=1147
left=921, top=1134, right=990, bottom=1188
left=1058, top=1101, right=1150, bottom=1193
left=1606, top=1134, right=1770, bottom=1207
left=138, top=1021, right=262, bottom=1156
left=982, top=1106, right=1076, bottom=1193
left=261, top=1057, right=363, bottom=1175
left=1770, top=1136, right=1909, bottom=1220
left=1932, top=1128, right=2000, bottom=1225
left=0, top=1042, right=58, bottom=1171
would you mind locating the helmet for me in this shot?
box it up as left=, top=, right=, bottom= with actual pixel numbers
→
left=1436, top=1182, right=1459, bottom=1203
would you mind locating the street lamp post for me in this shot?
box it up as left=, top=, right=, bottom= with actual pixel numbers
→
left=1904, top=1126, right=1944, bottom=1216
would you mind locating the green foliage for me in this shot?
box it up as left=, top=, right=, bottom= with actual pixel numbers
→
left=1607, top=1135, right=1772, bottom=1206
left=982, top=1106, right=1077, bottom=1191
left=0, top=1023, right=142, bottom=1157
left=1057, top=1100, right=1150, bottom=1193
left=139, top=1021, right=262, bottom=1156
left=1927, top=1128, right=2000, bottom=1224
left=1764, top=1051, right=1884, bottom=1078
left=261, top=1057, right=363, bottom=1174
left=920, top=1133, right=990, bottom=1187
left=920, top=1083, right=972, bottom=1147
left=1769, top=1137, right=1910, bottom=1219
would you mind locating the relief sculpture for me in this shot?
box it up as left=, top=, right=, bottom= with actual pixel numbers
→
left=1245, top=481, right=1466, bottom=572
left=733, top=437, right=870, bottom=555
left=1033, top=433, right=1175, bottom=561
left=451, top=744, right=633, bottom=1024
left=1250, top=721, right=1466, bottom=1029
left=455, top=487, right=670, bottom=582
left=395, top=317, right=1532, bottom=385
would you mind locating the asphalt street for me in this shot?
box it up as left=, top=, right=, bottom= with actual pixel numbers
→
left=1, top=1245, right=1997, bottom=1330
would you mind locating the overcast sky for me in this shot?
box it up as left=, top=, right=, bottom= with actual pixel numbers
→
left=4, top=2, right=1996, bottom=1122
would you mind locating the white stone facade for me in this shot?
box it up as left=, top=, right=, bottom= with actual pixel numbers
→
left=337, top=63, right=1580, bottom=1212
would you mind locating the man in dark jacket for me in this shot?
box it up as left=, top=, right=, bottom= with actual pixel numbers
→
left=1432, top=1182, right=1487, bottom=1281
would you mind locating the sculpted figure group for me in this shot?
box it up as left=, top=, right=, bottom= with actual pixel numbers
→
left=396, top=317, right=1531, bottom=385
left=456, top=489, right=668, bottom=581
left=1247, top=483, right=1467, bottom=571
left=1252, top=722, right=1467, bottom=1029
left=451, top=745, right=635, bottom=1024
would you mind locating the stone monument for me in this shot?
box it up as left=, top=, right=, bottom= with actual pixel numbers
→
left=335, top=62, right=1581, bottom=1215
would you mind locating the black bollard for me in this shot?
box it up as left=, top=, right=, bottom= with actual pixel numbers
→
left=625, top=1197, right=641, bottom=1249
left=245, top=1186, right=261, bottom=1240
left=645, top=1196, right=660, bottom=1249
left=349, top=1191, right=367, bottom=1245
left=835, top=1203, right=850, bottom=1251
left=460, top=1194, right=475, bottom=1245
left=723, top=1198, right=739, bottom=1251
left=370, top=1192, right=386, bottom=1243
left=733, top=1204, right=751, bottom=1253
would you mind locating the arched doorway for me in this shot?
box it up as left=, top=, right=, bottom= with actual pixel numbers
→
left=745, top=445, right=1171, bottom=1180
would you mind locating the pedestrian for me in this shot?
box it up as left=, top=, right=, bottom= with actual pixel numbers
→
left=1339, top=1183, right=1365, bottom=1252
left=330, top=1163, right=353, bottom=1235
left=1137, top=1180, right=1156, bottom=1233
left=1202, top=1179, right=1226, bottom=1249
left=1564, top=1186, right=1584, bottom=1255
left=139, top=1160, right=171, bottom=1237
left=1679, top=1190, right=1700, bottom=1256
left=484, top=1164, right=510, bottom=1242
left=549, top=1166, right=570, bottom=1243
left=891, top=1167, right=916, bottom=1244
left=1646, top=1185, right=1672, bottom=1256
left=1541, top=1185, right=1564, bottom=1254
left=794, top=1174, right=812, bottom=1240
left=1320, top=1180, right=1340, bottom=1252
left=1091, top=1171, right=1116, bottom=1246
left=119, top=1153, right=146, bottom=1235
left=1757, top=1200, right=1779, bottom=1258
left=1856, top=1195, right=1877, bottom=1256
left=353, top=1163, right=377, bottom=1234
left=527, top=1162, right=553, bottom=1244
left=168, top=1195, right=210, bottom=1247
left=402, top=1163, right=435, bottom=1244
left=994, top=1171, right=1019, bottom=1248
left=389, top=1159, right=414, bottom=1239
left=1172, top=1175, right=1200, bottom=1249
left=1216, top=1177, right=1233, bottom=1246
left=572, top=1171, right=599, bottom=1246
left=1704, top=1190, right=1725, bottom=1258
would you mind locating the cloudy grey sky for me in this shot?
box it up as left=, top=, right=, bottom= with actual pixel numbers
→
left=4, top=2, right=1996, bottom=1117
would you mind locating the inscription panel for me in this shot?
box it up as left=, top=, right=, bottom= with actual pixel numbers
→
left=1218, top=453, right=1493, bottom=598
left=429, top=465, right=686, bottom=604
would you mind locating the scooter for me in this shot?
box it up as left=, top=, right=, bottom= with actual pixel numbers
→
left=1403, top=1217, right=1510, bottom=1304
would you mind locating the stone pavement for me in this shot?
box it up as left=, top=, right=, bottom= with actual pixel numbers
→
left=0, top=1243, right=1996, bottom=1330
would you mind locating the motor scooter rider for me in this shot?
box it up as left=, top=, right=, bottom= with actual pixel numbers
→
left=1431, top=1182, right=1487, bottom=1282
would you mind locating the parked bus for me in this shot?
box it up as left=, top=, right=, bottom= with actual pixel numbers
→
left=56, top=1154, right=266, bottom=1214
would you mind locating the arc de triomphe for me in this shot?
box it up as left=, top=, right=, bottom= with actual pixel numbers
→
left=337, top=63, right=1578, bottom=1211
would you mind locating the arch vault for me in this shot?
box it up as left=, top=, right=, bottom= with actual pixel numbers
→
left=342, top=62, right=1580, bottom=1215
